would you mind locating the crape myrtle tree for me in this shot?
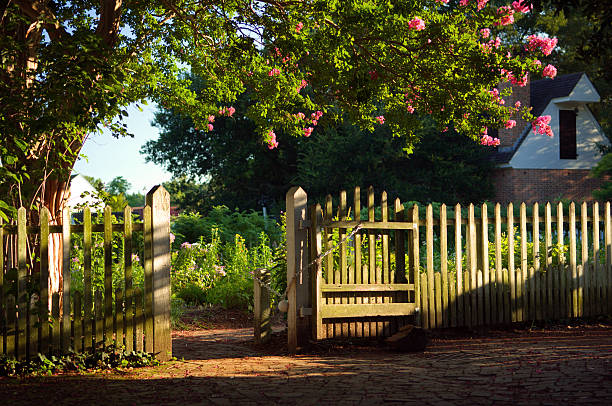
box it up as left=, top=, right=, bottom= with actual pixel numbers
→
left=1, top=0, right=558, bottom=297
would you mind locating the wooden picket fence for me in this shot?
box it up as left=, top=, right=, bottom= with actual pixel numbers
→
left=285, top=186, right=612, bottom=349
left=0, top=186, right=172, bottom=361
left=417, top=199, right=612, bottom=329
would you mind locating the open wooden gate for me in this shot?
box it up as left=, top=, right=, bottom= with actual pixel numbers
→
left=286, top=186, right=420, bottom=350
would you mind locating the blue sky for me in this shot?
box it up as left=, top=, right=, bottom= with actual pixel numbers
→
left=73, top=102, right=172, bottom=194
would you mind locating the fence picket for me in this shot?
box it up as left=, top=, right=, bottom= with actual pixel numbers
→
left=420, top=273, right=429, bottom=329
left=495, top=204, right=502, bottom=325
left=124, top=206, right=134, bottom=351
left=368, top=187, right=377, bottom=335
left=435, top=273, right=442, bottom=329
left=507, top=203, right=516, bottom=322
left=533, top=203, right=540, bottom=321
left=394, top=198, right=406, bottom=331
left=381, top=191, right=390, bottom=336
left=440, top=204, right=449, bottom=328
left=581, top=203, right=588, bottom=317
left=412, top=204, right=420, bottom=327
left=95, top=289, right=103, bottom=349
left=519, top=203, right=527, bottom=322
left=354, top=188, right=363, bottom=337
left=569, top=203, right=578, bottom=318
left=134, top=287, right=143, bottom=352
left=593, top=203, right=600, bottom=315
left=74, top=291, right=82, bottom=352
left=144, top=205, right=154, bottom=353
left=545, top=203, right=554, bottom=319
left=83, top=207, right=93, bottom=351
left=606, top=203, right=611, bottom=315
left=325, top=195, right=335, bottom=338
left=115, top=287, right=123, bottom=346
left=481, top=204, right=490, bottom=325
left=104, top=206, right=113, bottom=347
left=52, top=293, right=60, bottom=356
left=339, top=190, right=349, bottom=338
left=17, top=208, right=27, bottom=359
left=426, top=204, right=435, bottom=328
left=455, top=204, right=463, bottom=327
left=39, top=208, right=50, bottom=354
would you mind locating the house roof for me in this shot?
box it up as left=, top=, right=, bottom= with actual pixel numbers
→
left=491, top=72, right=588, bottom=164
left=531, top=72, right=583, bottom=117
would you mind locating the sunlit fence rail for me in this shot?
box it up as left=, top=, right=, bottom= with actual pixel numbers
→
left=0, top=186, right=171, bottom=361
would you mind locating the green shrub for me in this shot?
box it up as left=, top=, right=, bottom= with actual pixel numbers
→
left=171, top=206, right=281, bottom=248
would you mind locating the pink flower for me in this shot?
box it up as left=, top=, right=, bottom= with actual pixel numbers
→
left=227, top=106, right=236, bottom=116
left=296, top=22, right=304, bottom=33
left=542, top=64, right=557, bottom=79
left=375, top=115, right=385, bottom=124
left=477, top=0, right=489, bottom=11
left=296, top=79, right=308, bottom=93
left=267, top=130, right=279, bottom=149
left=303, top=127, right=314, bottom=137
left=505, top=120, right=517, bottom=129
left=481, top=135, right=501, bottom=146
left=480, top=28, right=491, bottom=38
left=514, top=101, right=521, bottom=109
left=532, top=115, right=554, bottom=137
left=407, top=105, right=415, bottom=114
left=296, top=112, right=305, bottom=120
left=408, top=17, right=425, bottom=31
left=460, top=0, right=469, bottom=5
left=436, top=0, right=449, bottom=4
left=496, top=6, right=515, bottom=26
left=208, top=115, right=215, bottom=123
left=512, top=0, right=531, bottom=13
left=207, top=123, right=214, bottom=131
left=525, top=35, right=558, bottom=56
left=532, top=59, right=542, bottom=67
left=268, top=68, right=281, bottom=76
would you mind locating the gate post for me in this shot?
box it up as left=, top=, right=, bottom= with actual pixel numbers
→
left=286, top=187, right=310, bottom=352
left=146, top=186, right=172, bottom=361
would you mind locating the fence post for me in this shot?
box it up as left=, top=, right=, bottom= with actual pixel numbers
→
left=146, top=186, right=172, bottom=361
left=286, top=187, right=309, bottom=352
left=254, top=268, right=271, bottom=343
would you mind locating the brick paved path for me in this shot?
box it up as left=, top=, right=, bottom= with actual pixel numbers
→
left=1, top=326, right=611, bottom=405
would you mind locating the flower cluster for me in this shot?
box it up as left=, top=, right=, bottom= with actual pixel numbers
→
left=532, top=115, right=553, bottom=137
left=375, top=115, right=385, bottom=124
left=480, top=128, right=501, bottom=146
left=303, top=127, right=314, bottom=137
left=525, top=35, right=558, bottom=56
left=505, top=120, right=516, bottom=129
left=218, top=106, right=236, bottom=117
left=268, top=68, right=281, bottom=76
left=512, top=0, right=531, bottom=13
left=480, top=28, right=490, bottom=38
left=267, top=130, right=279, bottom=149
left=542, top=64, right=557, bottom=79
left=295, top=22, right=303, bottom=33
left=408, top=17, right=425, bottom=31
left=296, top=79, right=308, bottom=93
left=496, top=6, right=515, bottom=26
left=477, top=0, right=489, bottom=11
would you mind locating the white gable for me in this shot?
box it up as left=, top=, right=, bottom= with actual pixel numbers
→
left=66, top=174, right=104, bottom=209
left=508, top=75, right=608, bottom=170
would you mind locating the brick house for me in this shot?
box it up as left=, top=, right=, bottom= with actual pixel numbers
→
left=491, top=72, right=609, bottom=203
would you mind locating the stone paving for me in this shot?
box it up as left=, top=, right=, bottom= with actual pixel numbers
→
left=1, top=326, right=611, bottom=405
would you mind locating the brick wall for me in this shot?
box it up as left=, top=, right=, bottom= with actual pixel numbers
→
left=498, top=80, right=531, bottom=149
left=493, top=168, right=606, bottom=203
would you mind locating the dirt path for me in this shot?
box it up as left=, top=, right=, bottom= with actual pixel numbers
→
left=1, top=325, right=612, bottom=405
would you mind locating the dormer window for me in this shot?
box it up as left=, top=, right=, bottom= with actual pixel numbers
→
left=559, top=109, right=577, bottom=159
